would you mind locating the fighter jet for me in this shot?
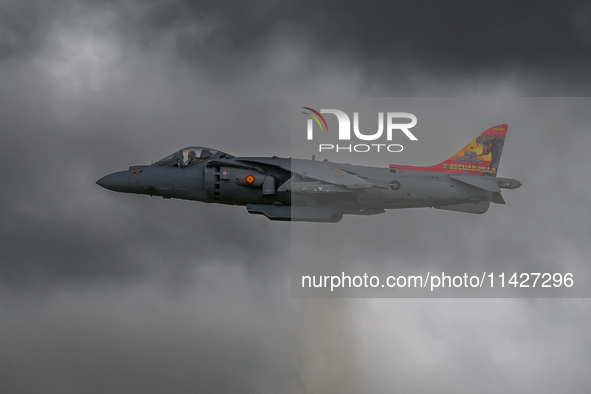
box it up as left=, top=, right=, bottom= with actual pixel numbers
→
left=96, top=125, right=521, bottom=222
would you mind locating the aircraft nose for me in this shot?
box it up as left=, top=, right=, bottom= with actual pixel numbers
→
left=96, top=171, right=130, bottom=192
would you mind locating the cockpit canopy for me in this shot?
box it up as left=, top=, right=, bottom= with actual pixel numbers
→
left=154, top=147, right=224, bottom=167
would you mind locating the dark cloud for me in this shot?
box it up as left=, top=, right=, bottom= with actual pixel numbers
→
left=1, top=1, right=591, bottom=393
left=0, top=277, right=292, bottom=394
left=87, top=0, right=591, bottom=93
left=0, top=1, right=55, bottom=60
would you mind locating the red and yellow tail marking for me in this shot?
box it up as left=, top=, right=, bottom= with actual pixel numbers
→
left=390, top=124, right=507, bottom=176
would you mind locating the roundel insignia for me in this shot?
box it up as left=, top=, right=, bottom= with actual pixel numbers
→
left=245, top=175, right=255, bottom=184
left=389, top=180, right=401, bottom=191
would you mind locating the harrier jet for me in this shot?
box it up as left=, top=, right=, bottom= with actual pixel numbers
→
left=96, top=125, right=521, bottom=222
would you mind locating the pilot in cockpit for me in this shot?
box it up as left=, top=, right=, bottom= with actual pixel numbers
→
left=186, top=150, right=198, bottom=165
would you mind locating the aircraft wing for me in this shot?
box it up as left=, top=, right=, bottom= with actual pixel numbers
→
left=211, top=157, right=392, bottom=190
left=232, top=158, right=378, bottom=189
left=287, top=159, right=374, bottom=189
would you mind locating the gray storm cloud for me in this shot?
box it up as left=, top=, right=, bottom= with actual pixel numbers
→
left=1, top=1, right=591, bottom=393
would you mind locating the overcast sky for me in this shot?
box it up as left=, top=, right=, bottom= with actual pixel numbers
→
left=2, top=1, right=591, bottom=393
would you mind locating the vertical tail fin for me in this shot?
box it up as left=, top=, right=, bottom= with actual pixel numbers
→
left=390, top=124, right=508, bottom=177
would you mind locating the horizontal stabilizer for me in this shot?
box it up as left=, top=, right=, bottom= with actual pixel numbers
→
left=450, top=175, right=501, bottom=192
left=491, top=192, right=506, bottom=204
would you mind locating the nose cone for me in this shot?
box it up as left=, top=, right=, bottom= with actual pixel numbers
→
left=96, top=171, right=130, bottom=192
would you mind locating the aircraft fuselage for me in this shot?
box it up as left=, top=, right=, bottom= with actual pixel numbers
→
left=97, top=125, right=521, bottom=222
left=97, top=156, right=520, bottom=222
